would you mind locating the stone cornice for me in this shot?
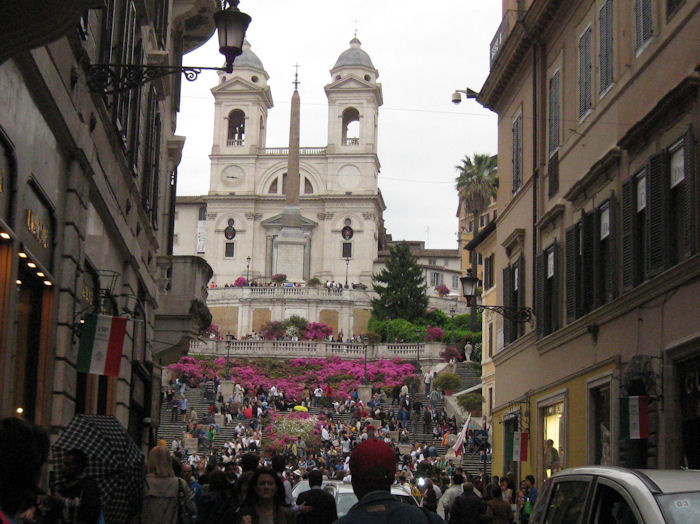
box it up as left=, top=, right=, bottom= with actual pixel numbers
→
left=563, top=148, right=621, bottom=204
left=535, top=204, right=565, bottom=231
left=501, top=228, right=525, bottom=252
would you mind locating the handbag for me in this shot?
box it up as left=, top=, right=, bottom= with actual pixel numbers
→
left=178, top=479, right=195, bottom=524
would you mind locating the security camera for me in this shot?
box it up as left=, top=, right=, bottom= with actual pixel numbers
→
left=451, top=91, right=462, bottom=104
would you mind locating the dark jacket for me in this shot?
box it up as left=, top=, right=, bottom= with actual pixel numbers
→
left=449, top=491, right=484, bottom=524
left=55, top=477, right=101, bottom=524
left=484, top=498, right=513, bottom=524
left=339, top=490, right=442, bottom=524
left=296, top=487, right=338, bottom=524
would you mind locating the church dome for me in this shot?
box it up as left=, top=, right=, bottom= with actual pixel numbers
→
left=234, top=40, right=265, bottom=71
left=332, top=37, right=375, bottom=70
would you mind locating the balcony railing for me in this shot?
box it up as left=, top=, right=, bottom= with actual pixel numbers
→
left=209, top=286, right=354, bottom=298
left=490, top=10, right=524, bottom=69
left=342, top=138, right=360, bottom=146
left=227, top=139, right=244, bottom=146
left=189, top=339, right=442, bottom=362
left=260, top=147, right=327, bottom=155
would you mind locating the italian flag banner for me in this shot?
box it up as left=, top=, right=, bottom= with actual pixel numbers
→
left=620, top=396, right=649, bottom=439
left=77, top=314, right=128, bottom=377
left=504, top=431, right=528, bottom=462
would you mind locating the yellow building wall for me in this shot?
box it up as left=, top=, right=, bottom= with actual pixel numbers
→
left=319, top=310, right=339, bottom=335
left=252, top=308, right=271, bottom=333
left=210, top=306, right=239, bottom=337
left=353, top=308, right=372, bottom=335
left=492, top=361, right=616, bottom=483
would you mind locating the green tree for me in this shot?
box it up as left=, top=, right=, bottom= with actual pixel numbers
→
left=372, top=243, right=428, bottom=322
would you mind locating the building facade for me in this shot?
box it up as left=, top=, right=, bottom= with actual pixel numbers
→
left=0, top=1, right=214, bottom=449
left=480, top=0, right=700, bottom=484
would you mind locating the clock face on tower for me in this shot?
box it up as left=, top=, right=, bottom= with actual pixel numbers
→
left=341, top=226, right=354, bottom=240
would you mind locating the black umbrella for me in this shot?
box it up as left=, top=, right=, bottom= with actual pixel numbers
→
left=51, top=415, right=144, bottom=524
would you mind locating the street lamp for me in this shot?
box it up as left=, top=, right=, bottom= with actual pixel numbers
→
left=87, top=1, right=251, bottom=94
left=226, top=332, right=233, bottom=378
left=344, top=257, right=350, bottom=289
left=246, top=256, right=251, bottom=284
left=460, top=272, right=531, bottom=322
left=362, top=337, right=369, bottom=385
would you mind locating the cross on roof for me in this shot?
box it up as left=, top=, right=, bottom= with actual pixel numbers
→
left=353, top=18, right=360, bottom=37
left=293, top=63, right=301, bottom=90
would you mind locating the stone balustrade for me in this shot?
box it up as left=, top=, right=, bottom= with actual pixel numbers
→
left=189, top=339, right=444, bottom=363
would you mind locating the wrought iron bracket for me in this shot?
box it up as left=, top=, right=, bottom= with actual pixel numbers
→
left=87, top=64, right=228, bottom=95
left=476, top=304, right=532, bottom=323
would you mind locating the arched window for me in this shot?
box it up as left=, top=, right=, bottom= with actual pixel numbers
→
left=304, top=178, right=313, bottom=194
left=227, top=109, right=245, bottom=146
left=268, top=178, right=278, bottom=193
left=268, top=173, right=287, bottom=194
left=342, top=107, right=360, bottom=145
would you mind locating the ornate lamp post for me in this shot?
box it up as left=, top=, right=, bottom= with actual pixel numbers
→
left=460, top=272, right=531, bottom=322
left=225, top=332, right=233, bottom=378
left=344, top=257, right=350, bottom=289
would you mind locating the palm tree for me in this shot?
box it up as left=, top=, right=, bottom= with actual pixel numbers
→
left=455, top=153, right=497, bottom=331
left=455, top=153, right=498, bottom=236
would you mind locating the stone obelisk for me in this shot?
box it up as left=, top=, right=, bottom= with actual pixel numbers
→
left=274, top=71, right=306, bottom=281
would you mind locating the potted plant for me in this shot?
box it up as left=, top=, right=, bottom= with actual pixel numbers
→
left=306, top=277, right=322, bottom=287
left=271, top=273, right=287, bottom=285
left=457, top=392, right=485, bottom=412
left=433, top=372, right=461, bottom=395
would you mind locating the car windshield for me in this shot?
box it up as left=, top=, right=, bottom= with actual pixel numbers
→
left=656, top=492, right=700, bottom=523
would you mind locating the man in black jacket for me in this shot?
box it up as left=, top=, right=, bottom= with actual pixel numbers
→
left=449, top=482, right=485, bottom=524
left=296, top=470, right=337, bottom=524
left=52, top=449, right=101, bottom=524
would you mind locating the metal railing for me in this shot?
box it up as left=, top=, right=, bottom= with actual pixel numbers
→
left=210, top=286, right=352, bottom=298
left=489, top=10, right=525, bottom=69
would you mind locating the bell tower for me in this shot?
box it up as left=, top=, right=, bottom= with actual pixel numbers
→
left=209, top=40, right=273, bottom=194
left=324, top=37, right=383, bottom=155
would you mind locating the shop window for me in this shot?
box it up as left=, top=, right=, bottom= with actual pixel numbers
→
left=590, top=384, right=612, bottom=464
left=542, top=402, right=565, bottom=479
left=227, top=109, right=245, bottom=145
left=225, top=242, right=235, bottom=258
left=342, top=242, right=352, bottom=258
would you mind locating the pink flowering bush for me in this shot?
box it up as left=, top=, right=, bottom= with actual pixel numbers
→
left=271, top=273, right=287, bottom=283
left=302, top=322, right=333, bottom=340
left=440, top=345, right=463, bottom=362
left=260, top=321, right=285, bottom=340
left=234, top=277, right=247, bottom=287
left=425, top=324, right=445, bottom=342
left=168, top=355, right=416, bottom=402
left=435, top=284, right=450, bottom=297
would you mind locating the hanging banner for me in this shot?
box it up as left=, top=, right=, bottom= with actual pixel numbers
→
left=77, top=314, right=128, bottom=377
left=620, top=396, right=649, bottom=439
left=505, top=431, right=528, bottom=462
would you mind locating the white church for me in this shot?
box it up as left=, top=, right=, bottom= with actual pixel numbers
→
left=173, top=38, right=464, bottom=338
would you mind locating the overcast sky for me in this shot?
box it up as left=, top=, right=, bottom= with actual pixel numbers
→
left=176, top=1, right=500, bottom=249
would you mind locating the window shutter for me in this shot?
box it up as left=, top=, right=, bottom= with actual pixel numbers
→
left=549, top=71, right=560, bottom=154
left=566, top=226, right=577, bottom=322
left=682, top=126, right=696, bottom=258
left=646, top=151, right=670, bottom=276
left=579, top=27, right=592, bottom=118
left=621, top=179, right=636, bottom=292
left=582, top=212, right=596, bottom=313
left=593, top=209, right=602, bottom=308
left=517, top=256, right=526, bottom=338
left=513, top=116, right=522, bottom=192
left=606, top=195, right=618, bottom=303
left=548, top=152, right=559, bottom=197
left=636, top=0, right=653, bottom=49
left=503, top=266, right=513, bottom=344
left=600, top=0, right=614, bottom=92
left=535, top=253, right=545, bottom=338
left=553, top=241, right=560, bottom=331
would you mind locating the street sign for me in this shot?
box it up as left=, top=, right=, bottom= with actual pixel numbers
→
left=474, top=430, right=488, bottom=444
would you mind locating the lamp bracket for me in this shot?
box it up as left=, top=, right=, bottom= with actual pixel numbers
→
left=87, top=64, right=228, bottom=95
left=476, top=304, right=532, bottom=323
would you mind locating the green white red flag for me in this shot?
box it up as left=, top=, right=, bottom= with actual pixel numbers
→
left=620, top=396, right=649, bottom=439
left=77, top=314, right=128, bottom=377
left=452, top=414, right=471, bottom=456
left=505, top=431, right=528, bottom=462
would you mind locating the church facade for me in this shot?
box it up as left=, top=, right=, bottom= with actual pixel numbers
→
left=174, top=38, right=390, bottom=337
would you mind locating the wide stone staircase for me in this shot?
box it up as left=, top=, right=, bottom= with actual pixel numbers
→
left=157, top=381, right=490, bottom=477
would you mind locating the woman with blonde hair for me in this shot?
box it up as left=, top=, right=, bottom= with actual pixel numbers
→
left=141, top=445, right=195, bottom=524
